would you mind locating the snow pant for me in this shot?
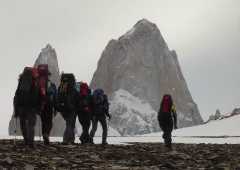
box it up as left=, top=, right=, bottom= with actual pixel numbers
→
left=77, top=112, right=91, bottom=144
left=90, top=116, right=108, bottom=144
left=40, top=105, right=53, bottom=145
left=18, top=108, right=37, bottom=146
left=61, top=112, right=76, bottom=144
left=158, top=114, right=173, bottom=148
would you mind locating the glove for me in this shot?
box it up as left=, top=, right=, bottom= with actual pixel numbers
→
left=84, top=107, right=90, bottom=112
left=174, top=124, right=178, bottom=129
left=108, top=114, right=111, bottom=120
left=14, top=112, right=18, bottom=118
left=14, top=108, right=19, bottom=118
left=53, top=108, right=58, bottom=116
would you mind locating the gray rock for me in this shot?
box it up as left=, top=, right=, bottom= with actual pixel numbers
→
left=24, top=164, right=35, bottom=170
left=90, top=19, right=203, bottom=135
left=3, top=157, right=13, bottom=165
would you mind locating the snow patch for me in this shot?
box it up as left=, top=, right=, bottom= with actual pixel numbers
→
left=109, top=89, right=159, bottom=135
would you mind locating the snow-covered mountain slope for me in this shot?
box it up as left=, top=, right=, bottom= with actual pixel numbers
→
left=143, top=113, right=240, bottom=137
left=109, top=89, right=160, bottom=136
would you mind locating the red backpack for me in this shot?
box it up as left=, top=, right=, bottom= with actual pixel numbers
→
left=161, top=94, right=173, bottom=113
left=37, top=64, right=49, bottom=97
left=80, top=82, right=89, bottom=97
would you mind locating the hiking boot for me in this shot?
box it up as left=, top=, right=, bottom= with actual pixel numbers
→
left=43, top=135, right=50, bottom=145
left=44, top=139, right=50, bottom=145
left=62, top=142, right=69, bottom=145
left=62, top=141, right=75, bottom=145
left=28, top=143, right=35, bottom=149
left=24, top=140, right=28, bottom=146
left=89, top=138, right=94, bottom=144
left=165, top=144, right=172, bottom=151
left=102, top=141, right=108, bottom=145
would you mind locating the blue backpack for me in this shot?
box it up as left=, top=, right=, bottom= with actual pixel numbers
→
left=47, top=82, right=57, bottom=104
left=93, top=89, right=109, bottom=116
left=93, top=89, right=104, bottom=105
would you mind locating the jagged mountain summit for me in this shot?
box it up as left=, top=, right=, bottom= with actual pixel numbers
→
left=90, top=19, right=203, bottom=135
left=34, top=44, right=60, bottom=86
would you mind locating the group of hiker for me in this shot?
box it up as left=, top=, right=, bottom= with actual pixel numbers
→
left=13, top=64, right=111, bottom=148
left=13, top=64, right=178, bottom=149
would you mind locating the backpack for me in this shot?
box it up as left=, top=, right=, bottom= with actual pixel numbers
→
left=37, top=64, right=49, bottom=98
left=56, top=73, right=76, bottom=112
left=76, top=82, right=92, bottom=113
left=15, top=67, right=40, bottom=107
left=80, top=82, right=89, bottom=97
left=47, top=81, right=57, bottom=105
left=160, top=94, right=173, bottom=113
left=93, top=89, right=104, bottom=105
left=93, top=89, right=108, bottom=116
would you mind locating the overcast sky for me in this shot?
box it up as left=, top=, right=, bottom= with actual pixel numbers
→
left=0, top=0, right=239, bottom=135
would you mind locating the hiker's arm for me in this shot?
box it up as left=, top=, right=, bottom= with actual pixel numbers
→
left=13, top=95, right=18, bottom=117
left=173, top=111, right=177, bottom=129
left=104, top=95, right=111, bottom=119
left=105, top=103, right=111, bottom=119
left=172, top=110, right=177, bottom=129
left=172, top=105, right=177, bottom=129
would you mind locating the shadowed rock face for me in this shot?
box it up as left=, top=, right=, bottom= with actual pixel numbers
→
left=90, top=19, right=203, bottom=134
left=8, top=44, right=65, bottom=136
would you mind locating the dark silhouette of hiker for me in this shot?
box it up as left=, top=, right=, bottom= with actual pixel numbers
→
left=56, top=73, right=77, bottom=145
left=158, top=94, right=177, bottom=149
left=13, top=67, right=41, bottom=148
left=90, top=89, right=111, bottom=145
left=40, top=81, right=57, bottom=145
left=37, top=64, right=58, bottom=145
left=76, top=82, right=93, bottom=144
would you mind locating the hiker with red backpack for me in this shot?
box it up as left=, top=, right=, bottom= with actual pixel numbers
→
left=76, top=82, right=93, bottom=144
left=56, top=73, right=77, bottom=145
left=158, top=94, right=177, bottom=149
left=37, top=64, right=57, bottom=145
left=13, top=67, right=41, bottom=148
left=90, top=89, right=111, bottom=145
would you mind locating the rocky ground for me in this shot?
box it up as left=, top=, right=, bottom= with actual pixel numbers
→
left=0, top=140, right=239, bottom=170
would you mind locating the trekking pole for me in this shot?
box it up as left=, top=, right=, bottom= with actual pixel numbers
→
left=39, top=116, right=42, bottom=141
left=14, top=117, right=17, bottom=146
left=107, top=117, right=110, bottom=132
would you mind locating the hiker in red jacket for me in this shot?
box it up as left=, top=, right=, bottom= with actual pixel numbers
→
left=76, top=82, right=93, bottom=144
left=158, top=94, right=177, bottom=149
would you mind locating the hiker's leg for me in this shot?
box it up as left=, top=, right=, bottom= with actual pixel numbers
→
left=89, top=117, right=98, bottom=140
left=62, top=112, right=69, bottom=143
left=67, top=113, right=76, bottom=144
left=19, top=112, right=28, bottom=145
left=82, top=114, right=91, bottom=143
left=165, top=127, right=172, bottom=148
left=27, top=109, right=37, bottom=147
left=78, top=114, right=85, bottom=144
left=99, top=117, right=108, bottom=144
